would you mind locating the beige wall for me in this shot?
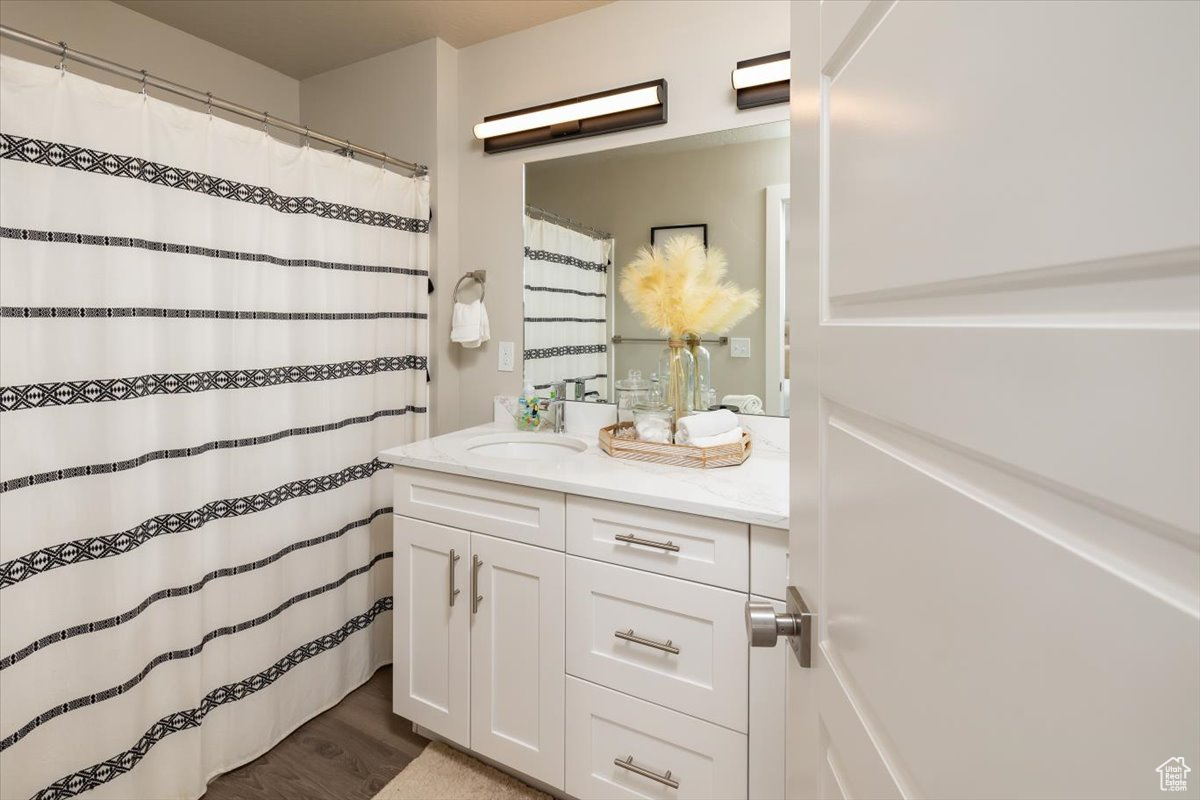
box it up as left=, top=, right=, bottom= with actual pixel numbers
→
left=527, top=135, right=789, bottom=404
left=0, top=0, right=299, bottom=123
left=299, top=40, right=438, bottom=163
left=785, top=4, right=819, bottom=793
left=2, top=0, right=792, bottom=433
left=453, top=0, right=790, bottom=427
left=298, top=0, right=790, bottom=431
left=299, top=39, right=462, bottom=434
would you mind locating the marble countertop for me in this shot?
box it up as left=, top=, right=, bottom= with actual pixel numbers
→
left=379, top=422, right=788, bottom=528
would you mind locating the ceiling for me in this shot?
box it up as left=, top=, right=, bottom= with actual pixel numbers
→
left=114, top=0, right=612, bottom=79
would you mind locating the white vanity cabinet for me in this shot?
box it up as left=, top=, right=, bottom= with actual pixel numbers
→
left=391, top=517, right=472, bottom=746
left=392, top=515, right=565, bottom=787
left=389, top=465, right=785, bottom=800
left=469, top=533, right=565, bottom=786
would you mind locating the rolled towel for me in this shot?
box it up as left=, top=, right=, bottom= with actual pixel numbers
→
left=721, top=393, right=764, bottom=414
left=635, top=416, right=672, bottom=443
left=675, top=409, right=738, bottom=443
left=681, top=426, right=744, bottom=448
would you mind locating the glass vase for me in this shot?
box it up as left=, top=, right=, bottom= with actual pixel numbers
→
left=684, top=332, right=712, bottom=412
left=657, top=339, right=695, bottom=423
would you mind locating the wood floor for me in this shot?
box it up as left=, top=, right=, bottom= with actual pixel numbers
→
left=204, top=666, right=428, bottom=800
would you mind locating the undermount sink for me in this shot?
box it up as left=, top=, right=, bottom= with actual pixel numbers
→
left=464, top=432, right=587, bottom=460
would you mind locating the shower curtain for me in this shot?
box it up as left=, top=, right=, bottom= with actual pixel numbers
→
left=522, top=215, right=611, bottom=400
left=0, top=55, right=428, bottom=800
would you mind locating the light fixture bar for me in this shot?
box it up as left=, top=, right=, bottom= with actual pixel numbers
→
left=732, top=51, right=790, bottom=110
left=474, top=79, right=668, bottom=154
left=732, top=57, right=790, bottom=89
left=474, top=85, right=661, bottom=139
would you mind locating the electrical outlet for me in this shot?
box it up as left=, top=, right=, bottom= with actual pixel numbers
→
left=498, top=341, right=515, bottom=372
left=730, top=337, right=751, bottom=358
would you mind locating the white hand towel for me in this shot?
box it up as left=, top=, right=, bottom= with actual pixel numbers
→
left=451, top=300, right=491, bottom=348
left=675, top=409, right=738, bottom=443
left=477, top=300, right=490, bottom=344
left=681, top=427, right=744, bottom=448
left=721, top=394, right=764, bottom=414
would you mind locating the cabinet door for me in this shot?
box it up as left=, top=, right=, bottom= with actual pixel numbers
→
left=392, top=516, right=470, bottom=747
left=469, top=533, right=565, bottom=789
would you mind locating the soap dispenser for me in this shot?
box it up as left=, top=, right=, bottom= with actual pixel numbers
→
left=516, top=383, right=540, bottom=430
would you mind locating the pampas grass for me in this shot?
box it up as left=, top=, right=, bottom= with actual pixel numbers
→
left=619, top=234, right=759, bottom=337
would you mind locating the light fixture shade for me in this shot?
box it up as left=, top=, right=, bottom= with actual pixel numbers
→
left=732, top=51, right=790, bottom=109
left=474, top=79, right=667, bottom=154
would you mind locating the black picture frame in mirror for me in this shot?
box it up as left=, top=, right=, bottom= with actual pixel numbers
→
left=650, top=223, right=707, bottom=248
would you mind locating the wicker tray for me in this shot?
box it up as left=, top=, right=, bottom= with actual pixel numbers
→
left=598, top=421, right=751, bottom=469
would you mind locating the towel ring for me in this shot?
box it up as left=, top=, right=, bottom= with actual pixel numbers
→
left=453, top=270, right=486, bottom=303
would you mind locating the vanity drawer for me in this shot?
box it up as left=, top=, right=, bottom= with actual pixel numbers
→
left=565, top=556, right=748, bottom=732
left=565, top=676, right=747, bottom=800
left=392, top=467, right=565, bottom=549
left=566, top=496, right=748, bottom=591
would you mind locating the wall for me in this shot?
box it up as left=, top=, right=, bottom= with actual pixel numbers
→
left=785, top=1, right=821, bottom=796
left=2, top=0, right=791, bottom=433
left=527, top=134, right=789, bottom=404
left=299, top=39, right=462, bottom=434
left=0, top=0, right=299, bottom=123
left=453, top=0, right=790, bottom=427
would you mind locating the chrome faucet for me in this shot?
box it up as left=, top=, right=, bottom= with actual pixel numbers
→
left=549, top=381, right=567, bottom=433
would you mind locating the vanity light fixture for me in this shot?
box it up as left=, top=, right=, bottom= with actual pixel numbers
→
left=732, top=51, right=790, bottom=109
left=473, top=79, right=667, bottom=153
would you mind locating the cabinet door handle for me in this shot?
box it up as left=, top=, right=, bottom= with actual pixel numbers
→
left=614, top=755, right=679, bottom=789
left=471, top=555, right=484, bottom=614
left=614, top=628, right=680, bottom=655
left=448, top=549, right=461, bottom=607
left=614, top=533, right=680, bottom=552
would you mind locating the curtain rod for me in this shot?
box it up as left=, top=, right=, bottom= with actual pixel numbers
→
left=0, top=24, right=428, bottom=177
left=526, top=205, right=612, bottom=241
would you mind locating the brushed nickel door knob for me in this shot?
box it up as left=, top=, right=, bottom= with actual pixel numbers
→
left=745, top=586, right=812, bottom=668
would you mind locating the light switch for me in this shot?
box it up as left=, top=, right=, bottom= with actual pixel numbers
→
left=730, top=338, right=751, bottom=358
left=498, top=341, right=515, bottom=372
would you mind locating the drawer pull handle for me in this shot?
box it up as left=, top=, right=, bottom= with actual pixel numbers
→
left=448, top=549, right=461, bottom=607
left=471, top=555, right=484, bottom=614
left=614, top=533, right=680, bottom=552
left=614, top=755, right=679, bottom=789
left=615, top=629, right=680, bottom=655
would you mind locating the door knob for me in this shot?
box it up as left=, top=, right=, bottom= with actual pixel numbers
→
left=746, top=586, right=812, bottom=668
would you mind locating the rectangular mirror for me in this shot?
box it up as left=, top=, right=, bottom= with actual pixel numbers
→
left=523, top=120, right=791, bottom=417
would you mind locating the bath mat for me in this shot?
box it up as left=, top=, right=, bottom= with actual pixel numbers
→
left=372, top=741, right=552, bottom=800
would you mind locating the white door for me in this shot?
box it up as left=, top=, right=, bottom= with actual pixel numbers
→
left=469, top=533, right=566, bottom=789
left=392, top=516, right=471, bottom=747
left=787, top=2, right=1200, bottom=799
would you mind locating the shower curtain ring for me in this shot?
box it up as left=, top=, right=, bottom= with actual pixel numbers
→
left=205, top=92, right=213, bottom=118
left=302, top=126, right=310, bottom=148
left=139, top=69, right=148, bottom=96
left=56, top=41, right=67, bottom=73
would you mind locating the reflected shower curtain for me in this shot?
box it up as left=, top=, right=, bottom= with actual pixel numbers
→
left=523, top=215, right=611, bottom=399
left=0, top=55, right=428, bottom=799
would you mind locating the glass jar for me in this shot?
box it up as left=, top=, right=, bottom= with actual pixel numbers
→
left=656, top=339, right=695, bottom=423
left=613, top=369, right=651, bottom=423
left=684, top=333, right=711, bottom=413
left=632, top=399, right=674, bottom=443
